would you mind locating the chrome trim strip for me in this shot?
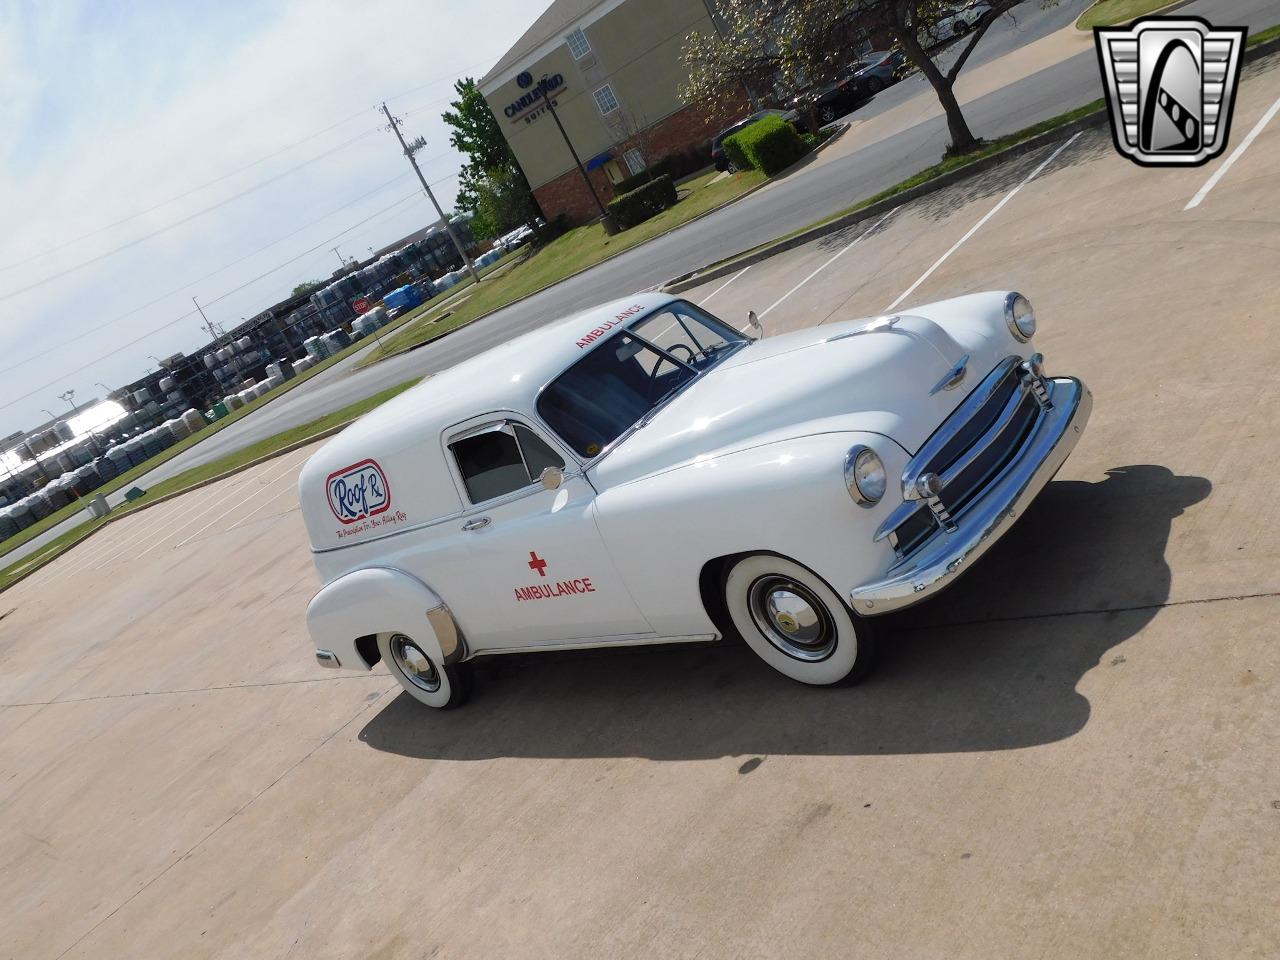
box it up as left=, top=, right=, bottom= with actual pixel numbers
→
left=901, top=355, right=1022, bottom=500
left=853, top=377, right=1091, bottom=615
left=471, top=633, right=716, bottom=656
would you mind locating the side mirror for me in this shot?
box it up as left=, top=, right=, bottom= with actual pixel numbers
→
left=747, top=309, right=764, bottom=339
left=539, top=466, right=564, bottom=490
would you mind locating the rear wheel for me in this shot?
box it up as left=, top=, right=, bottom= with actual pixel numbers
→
left=724, top=555, right=875, bottom=686
left=819, top=104, right=837, bottom=124
left=379, top=632, right=472, bottom=709
left=865, top=76, right=885, bottom=95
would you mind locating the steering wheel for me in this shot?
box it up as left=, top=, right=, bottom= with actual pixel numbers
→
left=666, top=343, right=698, bottom=365
left=644, top=343, right=702, bottom=402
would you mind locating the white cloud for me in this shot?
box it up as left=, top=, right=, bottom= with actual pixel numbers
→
left=0, top=0, right=538, bottom=436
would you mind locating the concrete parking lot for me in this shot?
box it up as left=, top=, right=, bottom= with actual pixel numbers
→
left=3, top=54, right=1279, bottom=960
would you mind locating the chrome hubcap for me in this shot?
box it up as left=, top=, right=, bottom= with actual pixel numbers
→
left=747, top=577, right=836, bottom=662
left=389, top=634, right=441, bottom=693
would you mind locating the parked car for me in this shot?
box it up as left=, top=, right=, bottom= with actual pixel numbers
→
left=711, top=108, right=802, bottom=171
left=925, top=1, right=994, bottom=43
left=789, top=50, right=907, bottom=126
left=300, top=289, right=1091, bottom=708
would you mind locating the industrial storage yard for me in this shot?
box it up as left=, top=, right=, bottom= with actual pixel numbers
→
left=4, top=64, right=1280, bottom=958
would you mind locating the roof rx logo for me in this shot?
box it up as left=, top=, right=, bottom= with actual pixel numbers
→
left=326, top=459, right=391, bottom=524
left=1095, top=16, right=1246, bottom=166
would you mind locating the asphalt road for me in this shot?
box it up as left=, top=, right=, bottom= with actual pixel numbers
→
left=9, top=0, right=1275, bottom=569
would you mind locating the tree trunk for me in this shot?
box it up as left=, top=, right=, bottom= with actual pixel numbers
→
left=890, top=18, right=980, bottom=157
left=929, top=75, right=978, bottom=156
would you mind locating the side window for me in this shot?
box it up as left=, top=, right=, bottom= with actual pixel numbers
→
left=516, top=424, right=564, bottom=477
left=450, top=422, right=566, bottom=504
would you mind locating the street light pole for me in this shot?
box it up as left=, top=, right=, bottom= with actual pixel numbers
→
left=380, top=102, right=480, bottom=284
left=539, top=75, right=612, bottom=226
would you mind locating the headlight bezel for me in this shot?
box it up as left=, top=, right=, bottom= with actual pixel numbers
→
left=844, top=444, right=886, bottom=507
left=1004, top=291, right=1036, bottom=343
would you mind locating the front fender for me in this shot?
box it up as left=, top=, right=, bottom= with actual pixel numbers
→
left=305, top=566, right=465, bottom=670
left=594, top=432, right=908, bottom=637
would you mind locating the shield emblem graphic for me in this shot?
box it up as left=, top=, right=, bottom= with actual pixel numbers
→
left=1095, top=16, right=1246, bottom=166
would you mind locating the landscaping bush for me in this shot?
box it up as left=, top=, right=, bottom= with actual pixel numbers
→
left=721, top=130, right=753, bottom=172
left=613, top=142, right=715, bottom=194
left=607, top=174, right=678, bottom=230
left=729, top=114, right=809, bottom=176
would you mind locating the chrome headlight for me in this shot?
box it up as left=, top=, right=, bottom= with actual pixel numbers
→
left=844, top=445, right=886, bottom=506
left=1004, top=292, right=1036, bottom=342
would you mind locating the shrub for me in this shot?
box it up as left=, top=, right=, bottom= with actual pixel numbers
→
left=607, top=174, right=678, bottom=230
left=721, top=131, right=753, bottom=172
left=731, top=114, right=810, bottom=176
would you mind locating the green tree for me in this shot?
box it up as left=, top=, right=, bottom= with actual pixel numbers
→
left=291, top=279, right=325, bottom=296
left=442, top=78, right=544, bottom=240
left=682, top=0, right=1049, bottom=158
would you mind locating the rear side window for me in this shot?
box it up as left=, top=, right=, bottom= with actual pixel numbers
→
left=449, top=422, right=565, bottom=504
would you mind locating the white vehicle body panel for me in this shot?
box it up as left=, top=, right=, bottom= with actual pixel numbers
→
left=298, top=288, right=1088, bottom=673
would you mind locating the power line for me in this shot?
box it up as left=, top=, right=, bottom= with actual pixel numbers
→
left=0, top=190, right=426, bottom=413
left=0, top=109, right=382, bottom=275
left=0, top=126, right=385, bottom=304
left=0, top=172, right=414, bottom=376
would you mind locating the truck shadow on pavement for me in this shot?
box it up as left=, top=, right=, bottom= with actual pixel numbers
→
left=360, top=464, right=1210, bottom=761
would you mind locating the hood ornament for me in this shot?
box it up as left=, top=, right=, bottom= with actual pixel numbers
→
left=929, top=354, right=969, bottom=395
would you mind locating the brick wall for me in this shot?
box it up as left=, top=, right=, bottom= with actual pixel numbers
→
left=533, top=87, right=754, bottom=227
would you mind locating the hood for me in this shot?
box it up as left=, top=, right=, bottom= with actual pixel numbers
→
left=590, top=308, right=1014, bottom=489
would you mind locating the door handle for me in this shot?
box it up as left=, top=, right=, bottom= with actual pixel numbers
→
left=462, top=517, right=491, bottom=531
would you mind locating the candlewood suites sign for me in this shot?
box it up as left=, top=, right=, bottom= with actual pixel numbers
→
left=505, top=72, right=566, bottom=125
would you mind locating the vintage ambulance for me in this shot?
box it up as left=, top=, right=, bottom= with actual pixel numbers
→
left=300, top=290, right=1090, bottom=708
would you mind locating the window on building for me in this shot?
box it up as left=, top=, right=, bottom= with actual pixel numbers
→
left=623, top=148, right=646, bottom=176
left=566, top=27, right=591, bottom=59
left=593, top=84, right=620, bottom=116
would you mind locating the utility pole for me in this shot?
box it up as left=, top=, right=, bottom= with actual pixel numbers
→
left=332, top=247, right=350, bottom=270
left=539, top=75, right=612, bottom=227
left=193, top=295, right=224, bottom=340
left=380, top=102, right=480, bottom=284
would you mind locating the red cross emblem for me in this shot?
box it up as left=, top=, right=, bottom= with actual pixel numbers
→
left=527, top=551, right=548, bottom=577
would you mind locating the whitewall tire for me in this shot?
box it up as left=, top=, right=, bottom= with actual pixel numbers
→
left=724, top=555, right=875, bottom=686
left=379, top=632, right=472, bottom=709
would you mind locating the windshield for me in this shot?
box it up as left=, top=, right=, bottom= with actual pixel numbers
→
left=537, top=301, right=749, bottom=458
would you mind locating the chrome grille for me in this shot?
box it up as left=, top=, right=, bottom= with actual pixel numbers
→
left=880, top=356, right=1048, bottom=558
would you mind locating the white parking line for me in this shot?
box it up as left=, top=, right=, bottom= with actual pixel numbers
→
left=698, top=266, right=751, bottom=306
left=885, top=133, right=1082, bottom=312
left=126, top=469, right=274, bottom=563
left=173, top=454, right=309, bottom=549
left=759, top=208, right=899, bottom=319
left=1184, top=95, right=1280, bottom=210
left=87, top=495, right=210, bottom=570
left=53, top=497, right=193, bottom=580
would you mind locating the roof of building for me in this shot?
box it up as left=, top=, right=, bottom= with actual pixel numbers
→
left=480, top=0, right=606, bottom=87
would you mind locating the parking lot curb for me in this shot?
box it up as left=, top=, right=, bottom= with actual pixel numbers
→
left=660, top=110, right=1114, bottom=294
left=0, top=418, right=357, bottom=595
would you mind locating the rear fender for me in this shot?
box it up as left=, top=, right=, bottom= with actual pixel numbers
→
left=306, top=566, right=465, bottom=670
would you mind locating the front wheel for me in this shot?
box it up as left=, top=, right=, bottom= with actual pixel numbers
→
left=379, top=632, right=473, bottom=709
left=724, top=555, right=875, bottom=686
left=865, top=76, right=884, bottom=95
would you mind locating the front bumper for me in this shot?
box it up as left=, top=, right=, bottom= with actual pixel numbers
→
left=850, top=376, right=1091, bottom=615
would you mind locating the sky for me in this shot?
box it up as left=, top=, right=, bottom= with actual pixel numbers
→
left=0, top=0, right=542, bottom=439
